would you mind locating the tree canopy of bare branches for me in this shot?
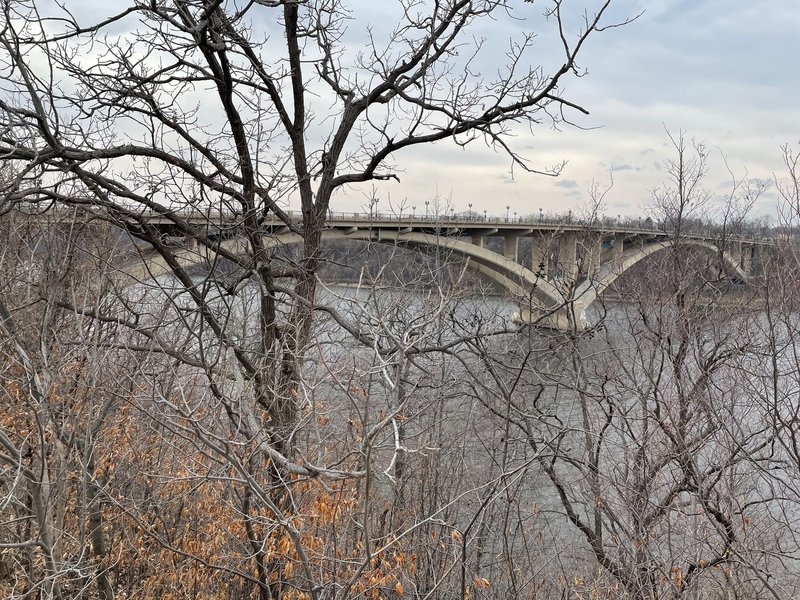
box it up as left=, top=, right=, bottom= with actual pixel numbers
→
left=0, top=1, right=644, bottom=598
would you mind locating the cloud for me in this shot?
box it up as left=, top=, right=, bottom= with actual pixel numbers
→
left=59, top=0, right=793, bottom=220
left=554, top=179, right=579, bottom=189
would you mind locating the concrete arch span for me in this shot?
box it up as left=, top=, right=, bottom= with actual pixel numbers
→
left=122, top=229, right=564, bottom=309
left=121, top=231, right=748, bottom=330
left=573, top=238, right=749, bottom=314
left=361, top=231, right=563, bottom=308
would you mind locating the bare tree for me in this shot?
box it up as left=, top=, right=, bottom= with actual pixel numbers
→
left=0, top=212, right=128, bottom=599
left=0, top=1, right=634, bottom=597
left=446, top=139, right=800, bottom=600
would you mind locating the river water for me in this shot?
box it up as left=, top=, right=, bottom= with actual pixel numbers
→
left=124, top=274, right=800, bottom=598
left=311, top=283, right=800, bottom=597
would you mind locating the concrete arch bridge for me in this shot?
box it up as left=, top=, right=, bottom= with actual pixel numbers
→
left=131, top=213, right=769, bottom=330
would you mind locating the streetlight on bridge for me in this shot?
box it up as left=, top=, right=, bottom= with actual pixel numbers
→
left=539, top=208, right=543, bottom=222
left=506, top=205, right=510, bottom=221
left=412, top=205, right=416, bottom=218
left=483, top=209, right=487, bottom=221
left=425, top=200, right=430, bottom=217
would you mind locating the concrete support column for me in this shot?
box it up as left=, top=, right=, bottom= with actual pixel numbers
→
left=577, top=235, right=601, bottom=276
left=472, top=234, right=485, bottom=248
left=739, top=243, right=753, bottom=274
left=751, top=244, right=763, bottom=275
left=599, top=235, right=624, bottom=267
left=530, top=233, right=548, bottom=277
left=557, top=232, right=578, bottom=281
left=503, top=235, right=518, bottom=262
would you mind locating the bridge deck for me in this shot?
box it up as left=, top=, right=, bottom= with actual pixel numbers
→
left=125, top=209, right=772, bottom=247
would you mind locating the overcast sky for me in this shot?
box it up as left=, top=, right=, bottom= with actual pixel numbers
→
left=51, top=1, right=800, bottom=220
left=348, top=0, right=800, bottom=220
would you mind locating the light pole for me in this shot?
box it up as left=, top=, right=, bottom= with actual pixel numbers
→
left=513, top=211, right=517, bottom=222
left=425, top=200, right=430, bottom=218
left=468, top=203, right=472, bottom=220
left=506, top=205, right=510, bottom=221
left=539, top=208, right=543, bottom=222
left=483, top=209, right=487, bottom=221
left=450, top=208, right=455, bottom=220
left=412, top=205, right=416, bottom=218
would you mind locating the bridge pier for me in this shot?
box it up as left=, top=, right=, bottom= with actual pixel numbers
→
left=751, top=244, right=764, bottom=275
left=530, top=232, right=548, bottom=276
left=557, top=233, right=578, bottom=281
left=576, top=234, right=600, bottom=276
left=504, top=235, right=518, bottom=262
left=738, top=243, right=750, bottom=275
left=599, top=235, right=624, bottom=268
left=738, top=242, right=763, bottom=276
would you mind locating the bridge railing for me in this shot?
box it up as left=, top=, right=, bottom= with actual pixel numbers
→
left=322, top=211, right=774, bottom=242
left=325, top=210, right=659, bottom=230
